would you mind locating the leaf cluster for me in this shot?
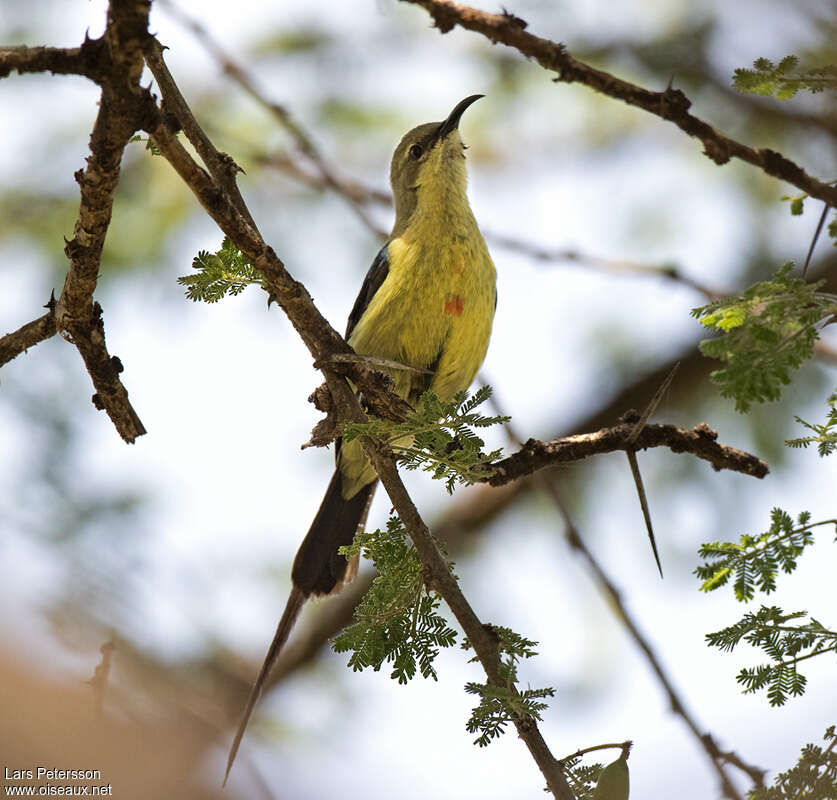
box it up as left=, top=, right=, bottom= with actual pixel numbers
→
left=178, top=236, right=267, bottom=302
left=733, top=55, right=837, bottom=99
left=332, top=516, right=457, bottom=684
left=695, top=508, right=821, bottom=600
left=343, top=386, right=508, bottom=493
left=706, top=606, right=837, bottom=706
left=129, top=134, right=162, bottom=156
left=462, top=627, right=555, bottom=747
left=787, top=393, right=837, bottom=456
left=692, top=264, right=835, bottom=412
left=698, top=509, right=837, bottom=705
left=562, top=758, right=605, bottom=800
left=747, top=726, right=837, bottom=800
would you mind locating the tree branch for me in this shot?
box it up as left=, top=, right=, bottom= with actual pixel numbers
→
left=402, top=0, right=837, bottom=207
left=0, top=1, right=155, bottom=443
left=486, top=417, right=768, bottom=487
left=49, top=0, right=156, bottom=444
left=0, top=307, right=57, bottom=367
left=0, top=39, right=108, bottom=81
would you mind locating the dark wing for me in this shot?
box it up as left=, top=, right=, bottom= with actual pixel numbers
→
left=345, top=245, right=390, bottom=340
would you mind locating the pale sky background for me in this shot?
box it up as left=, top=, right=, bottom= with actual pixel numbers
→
left=1, top=0, right=836, bottom=798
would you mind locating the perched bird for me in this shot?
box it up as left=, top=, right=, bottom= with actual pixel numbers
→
left=225, top=94, right=497, bottom=781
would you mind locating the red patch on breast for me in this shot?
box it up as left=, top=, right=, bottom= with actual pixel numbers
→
left=444, top=295, right=465, bottom=316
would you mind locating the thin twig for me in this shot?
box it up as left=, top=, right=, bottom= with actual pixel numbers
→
left=802, top=202, right=831, bottom=278
left=0, top=40, right=108, bottom=82
left=559, top=740, right=632, bottom=763
left=1, top=7, right=152, bottom=444
left=488, top=232, right=726, bottom=300
left=364, top=447, right=575, bottom=799
left=261, top=150, right=726, bottom=299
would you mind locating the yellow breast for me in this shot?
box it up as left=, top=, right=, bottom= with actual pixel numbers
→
left=347, top=222, right=496, bottom=403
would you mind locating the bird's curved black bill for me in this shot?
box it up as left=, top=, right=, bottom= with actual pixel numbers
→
left=435, top=94, right=484, bottom=140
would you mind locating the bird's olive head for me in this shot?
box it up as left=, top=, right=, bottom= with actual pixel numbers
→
left=389, top=95, right=483, bottom=230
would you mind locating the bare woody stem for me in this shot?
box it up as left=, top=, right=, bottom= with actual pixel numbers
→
left=486, top=419, right=768, bottom=485
left=0, top=310, right=57, bottom=367
left=0, top=2, right=154, bottom=443
left=403, top=0, right=837, bottom=207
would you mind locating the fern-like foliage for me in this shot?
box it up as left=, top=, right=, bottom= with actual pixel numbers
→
left=692, top=264, right=836, bottom=412
left=332, top=516, right=457, bottom=684
left=747, top=725, right=837, bottom=799
left=698, top=510, right=837, bottom=704
left=178, top=236, right=267, bottom=302
left=343, top=387, right=508, bottom=493
left=707, top=606, right=837, bottom=706
left=787, top=393, right=837, bottom=456
left=462, top=627, right=555, bottom=746
left=562, top=758, right=605, bottom=800
left=694, top=508, right=832, bottom=600
left=129, top=134, right=162, bottom=156
left=733, top=55, right=837, bottom=99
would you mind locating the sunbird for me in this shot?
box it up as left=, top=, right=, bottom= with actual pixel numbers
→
left=226, top=94, right=497, bottom=781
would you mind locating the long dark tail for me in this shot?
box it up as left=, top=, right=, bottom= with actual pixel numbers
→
left=292, top=470, right=376, bottom=596
left=224, top=585, right=305, bottom=785
left=224, top=470, right=376, bottom=784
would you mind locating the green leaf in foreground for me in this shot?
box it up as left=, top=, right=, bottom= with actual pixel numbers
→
left=787, top=393, right=837, bottom=456
left=332, top=516, right=457, bottom=683
left=462, top=627, right=555, bottom=746
left=129, top=134, right=162, bottom=156
left=692, top=264, right=835, bottom=412
left=343, top=386, right=508, bottom=493
left=747, top=725, right=837, bottom=799
left=592, top=751, right=629, bottom=800
left=706, top=606, right=837, bottom=706
left=178, top=236, right=267, bottom=302
left=694, top=508, right=829, bottom=601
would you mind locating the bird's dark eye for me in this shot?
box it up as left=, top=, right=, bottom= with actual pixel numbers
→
left=409, top=144, right=423, bottom=160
